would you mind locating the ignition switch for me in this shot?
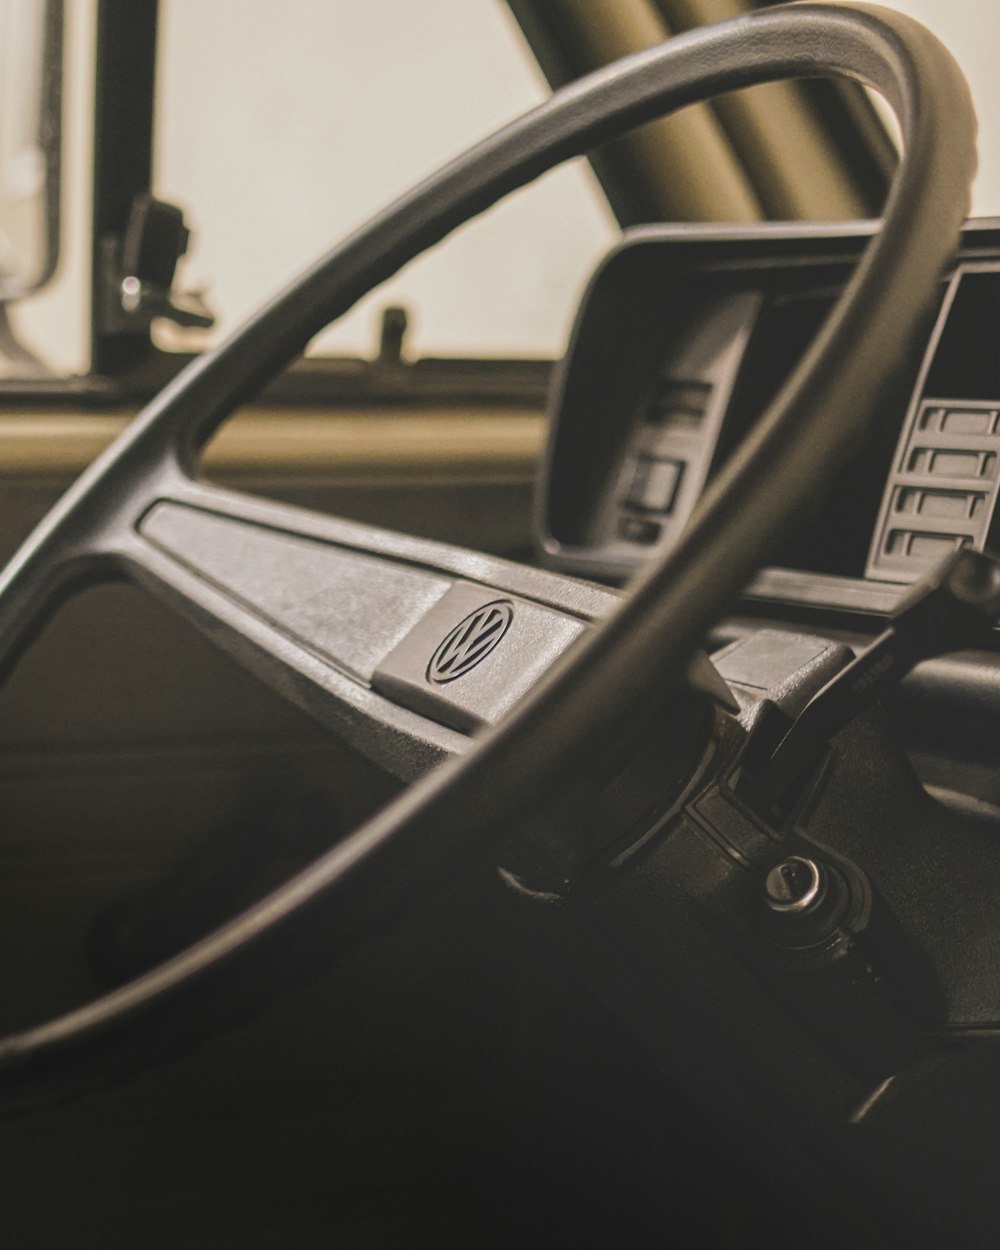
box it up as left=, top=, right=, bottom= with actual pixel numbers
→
left=761, top=854, right=852, bottom=948
left=763, top=855, right=825, bottom=914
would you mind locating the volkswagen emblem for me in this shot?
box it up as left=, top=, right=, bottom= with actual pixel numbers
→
left=427, top=600, right=514, bottom=684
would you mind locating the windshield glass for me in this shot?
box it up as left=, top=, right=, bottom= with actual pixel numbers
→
left=6, top=0, right=1000, bottom=382
left=876, top=1, right=1000, bottom=215
left=153, top=0, right=617, bottom=361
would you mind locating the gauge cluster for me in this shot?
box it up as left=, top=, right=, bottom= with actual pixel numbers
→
left=537, top=221, right=1000, bottom=624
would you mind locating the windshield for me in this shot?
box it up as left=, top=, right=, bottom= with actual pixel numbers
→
left=153, top=0, right=617, bottom=361
left=3, top=0, right=1000, bottom=383
left=883, top=1, right=1000, bottom=216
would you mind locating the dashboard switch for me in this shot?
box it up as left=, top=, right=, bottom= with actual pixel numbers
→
left=619, top=515, right=662, bottom=544
left=627, top=456, right=683, bottom=513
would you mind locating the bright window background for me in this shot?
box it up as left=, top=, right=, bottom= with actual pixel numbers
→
left=153, top=0, right=618, bottom=360
left=11, top=1, right=1000, bottom=377
left=876, top=1, right=1000, bottom=216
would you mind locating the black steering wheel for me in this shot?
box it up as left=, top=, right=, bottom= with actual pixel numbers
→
left=0, top=3, right=977, bottom=1110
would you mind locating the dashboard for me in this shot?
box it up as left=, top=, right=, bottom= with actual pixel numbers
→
left=537, top=220, right=1000, bottom=630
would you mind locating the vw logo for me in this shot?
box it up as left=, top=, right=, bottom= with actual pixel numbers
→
left=427, top=600, right=514, bottom=684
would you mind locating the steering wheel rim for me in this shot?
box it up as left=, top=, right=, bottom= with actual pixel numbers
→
left=0, top=3, right=977, bottom=1110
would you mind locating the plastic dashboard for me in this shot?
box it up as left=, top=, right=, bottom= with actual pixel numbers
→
left=536, top=219, right=1000, bottom=632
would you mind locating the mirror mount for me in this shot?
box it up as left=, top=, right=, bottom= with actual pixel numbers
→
left=97, top=192, right=214, bottom=338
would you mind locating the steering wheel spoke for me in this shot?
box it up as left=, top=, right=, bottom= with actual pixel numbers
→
left=116, top=475, right=617, bottom=777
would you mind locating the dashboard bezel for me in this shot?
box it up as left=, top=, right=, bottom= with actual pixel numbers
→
left=537, top=218, right=1000, bottom=632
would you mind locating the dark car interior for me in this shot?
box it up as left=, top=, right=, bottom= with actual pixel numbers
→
left=2, top=2, right=1000, bottom=1247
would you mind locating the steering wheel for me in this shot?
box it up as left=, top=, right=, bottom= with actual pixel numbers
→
left=0, top=3, right=977, bottom=1111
